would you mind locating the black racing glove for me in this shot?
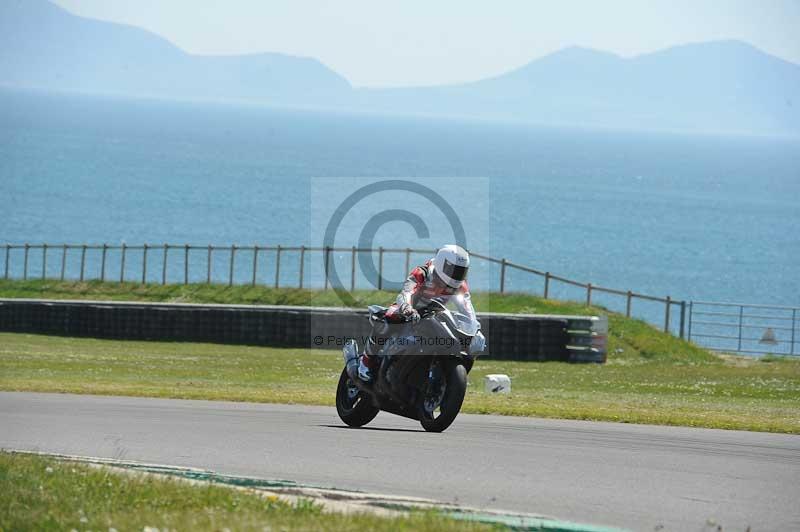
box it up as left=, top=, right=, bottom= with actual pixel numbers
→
left=400, top=303, right=420, bottom=323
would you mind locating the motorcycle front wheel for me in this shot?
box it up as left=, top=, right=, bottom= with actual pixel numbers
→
left=418, top=361, right=467, bottom=433
left=336, top=368, right=380, bottom=427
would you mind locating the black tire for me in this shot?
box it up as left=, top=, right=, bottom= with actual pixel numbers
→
left=336, top=368, right=379, bottom=427
left=419, top=361, right=467, bottom=433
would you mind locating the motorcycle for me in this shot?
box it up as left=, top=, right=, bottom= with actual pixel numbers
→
left=336, top=300, right=486, bottom=432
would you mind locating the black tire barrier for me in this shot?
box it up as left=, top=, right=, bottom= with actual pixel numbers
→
left=0, top=299, right=607, bottom=363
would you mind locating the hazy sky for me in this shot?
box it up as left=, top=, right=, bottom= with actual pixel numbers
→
left=53, top=0, right=800, bottom=87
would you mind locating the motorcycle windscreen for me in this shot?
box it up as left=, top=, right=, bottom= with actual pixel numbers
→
left=451, top=311, right=479, bottom=336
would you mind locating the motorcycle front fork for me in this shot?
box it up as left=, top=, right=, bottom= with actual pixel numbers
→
left=425, top=360, right=443, bottom=395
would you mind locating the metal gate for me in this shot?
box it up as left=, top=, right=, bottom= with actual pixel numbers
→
left=688, top=301, right=799, bottom=356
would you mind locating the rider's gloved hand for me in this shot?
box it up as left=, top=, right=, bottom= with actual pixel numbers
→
left=400, top=303, right=420, bottom=324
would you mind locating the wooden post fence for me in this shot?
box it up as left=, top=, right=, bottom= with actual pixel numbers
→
left=120, top=244, right=127, bottom=283
left=252, top=245, right=259, bottom=287
left=60, top=244, right=67, bottom=281
left=350, top=246, right=356, bottom=292
left=79, top=245, right=86, bottom=282
left=23, top=243, right=29, bottom=280
left=0, top=241, right=742, bottom=345
left=142, top=244, right=148, bottom=284
left=500, top=258, right=507, bottom=293
left=274, top=245, right=282, bottom=288
left=324, top=246, right=330, bottom=290
left=41, top=244, right=47, bottom=280
left=228, top=245, right=236, bottom=287
left=162, top=244, right=168, bottom=285
left=206, top=245, right=212, bottom=284
left=184, top=244, right=189, bottom=285
left=100, top=244, right=108, bottom=282
left=299, top=245, right=305, bottom=288
left=664, top=295, right=671, bottom=332
left=378, top=246, right=384, bottom=290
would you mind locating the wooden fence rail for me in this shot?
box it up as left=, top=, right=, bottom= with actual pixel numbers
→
left=2, top=242, right=687, bottom=336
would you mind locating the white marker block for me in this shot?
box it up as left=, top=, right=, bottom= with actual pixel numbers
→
left=484, top=374, right=511, bottom=394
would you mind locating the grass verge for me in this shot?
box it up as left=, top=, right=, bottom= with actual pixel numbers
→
left=0, top=452, right=490, bottom=531
left=0, top=278, right=623, bottom=314
left=1, top=279, right=799, bottom=432
left=0, top=278, right=720, bottom=364
left=1, top=332, right=798, bottom=433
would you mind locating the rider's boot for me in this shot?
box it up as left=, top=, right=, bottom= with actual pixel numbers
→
left=358, top=340, right=380, bottom=382
left=357, top=356, right=373, bottom=382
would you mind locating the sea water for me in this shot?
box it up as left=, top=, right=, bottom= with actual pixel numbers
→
left=2, top=88, right=798, bottom=325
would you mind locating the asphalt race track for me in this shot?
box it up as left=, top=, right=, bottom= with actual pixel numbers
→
left=2, top=392, right=798, bottom=531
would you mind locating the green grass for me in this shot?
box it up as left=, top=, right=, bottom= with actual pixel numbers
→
left=1, top=279, right=799, bottom=433
left=0, top=452, right=492, bottom=531
left=0, top=278, right=630, bottom=315
left=0, top=279, right=716, bottom=364
left=2, top=332, right=798, bottom=433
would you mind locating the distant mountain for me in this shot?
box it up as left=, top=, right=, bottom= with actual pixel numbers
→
left=0, top=0, right=352, bottom=105
left=354, top=42, right=800, bottom=135
left=2, top=0, right=799, bottom=135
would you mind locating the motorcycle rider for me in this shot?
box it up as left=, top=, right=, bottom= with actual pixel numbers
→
left=358, top=244, right=475, bottom=382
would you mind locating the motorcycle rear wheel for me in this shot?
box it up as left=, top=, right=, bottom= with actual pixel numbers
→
left=336, top=368, right=380, bottom=427
left=418, top=361, right=467, bottom=433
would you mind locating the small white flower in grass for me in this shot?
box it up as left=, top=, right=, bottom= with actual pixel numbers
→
left=79, top=516, right=88, bottom=523
left=109, top=528, right=118, bottom=532
left=143, top=527, right=159, bottom=532
left=45, top=466, right=53, bottom=473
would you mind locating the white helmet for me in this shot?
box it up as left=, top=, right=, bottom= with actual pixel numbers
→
left=432, top=244, right=470, bottom=288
